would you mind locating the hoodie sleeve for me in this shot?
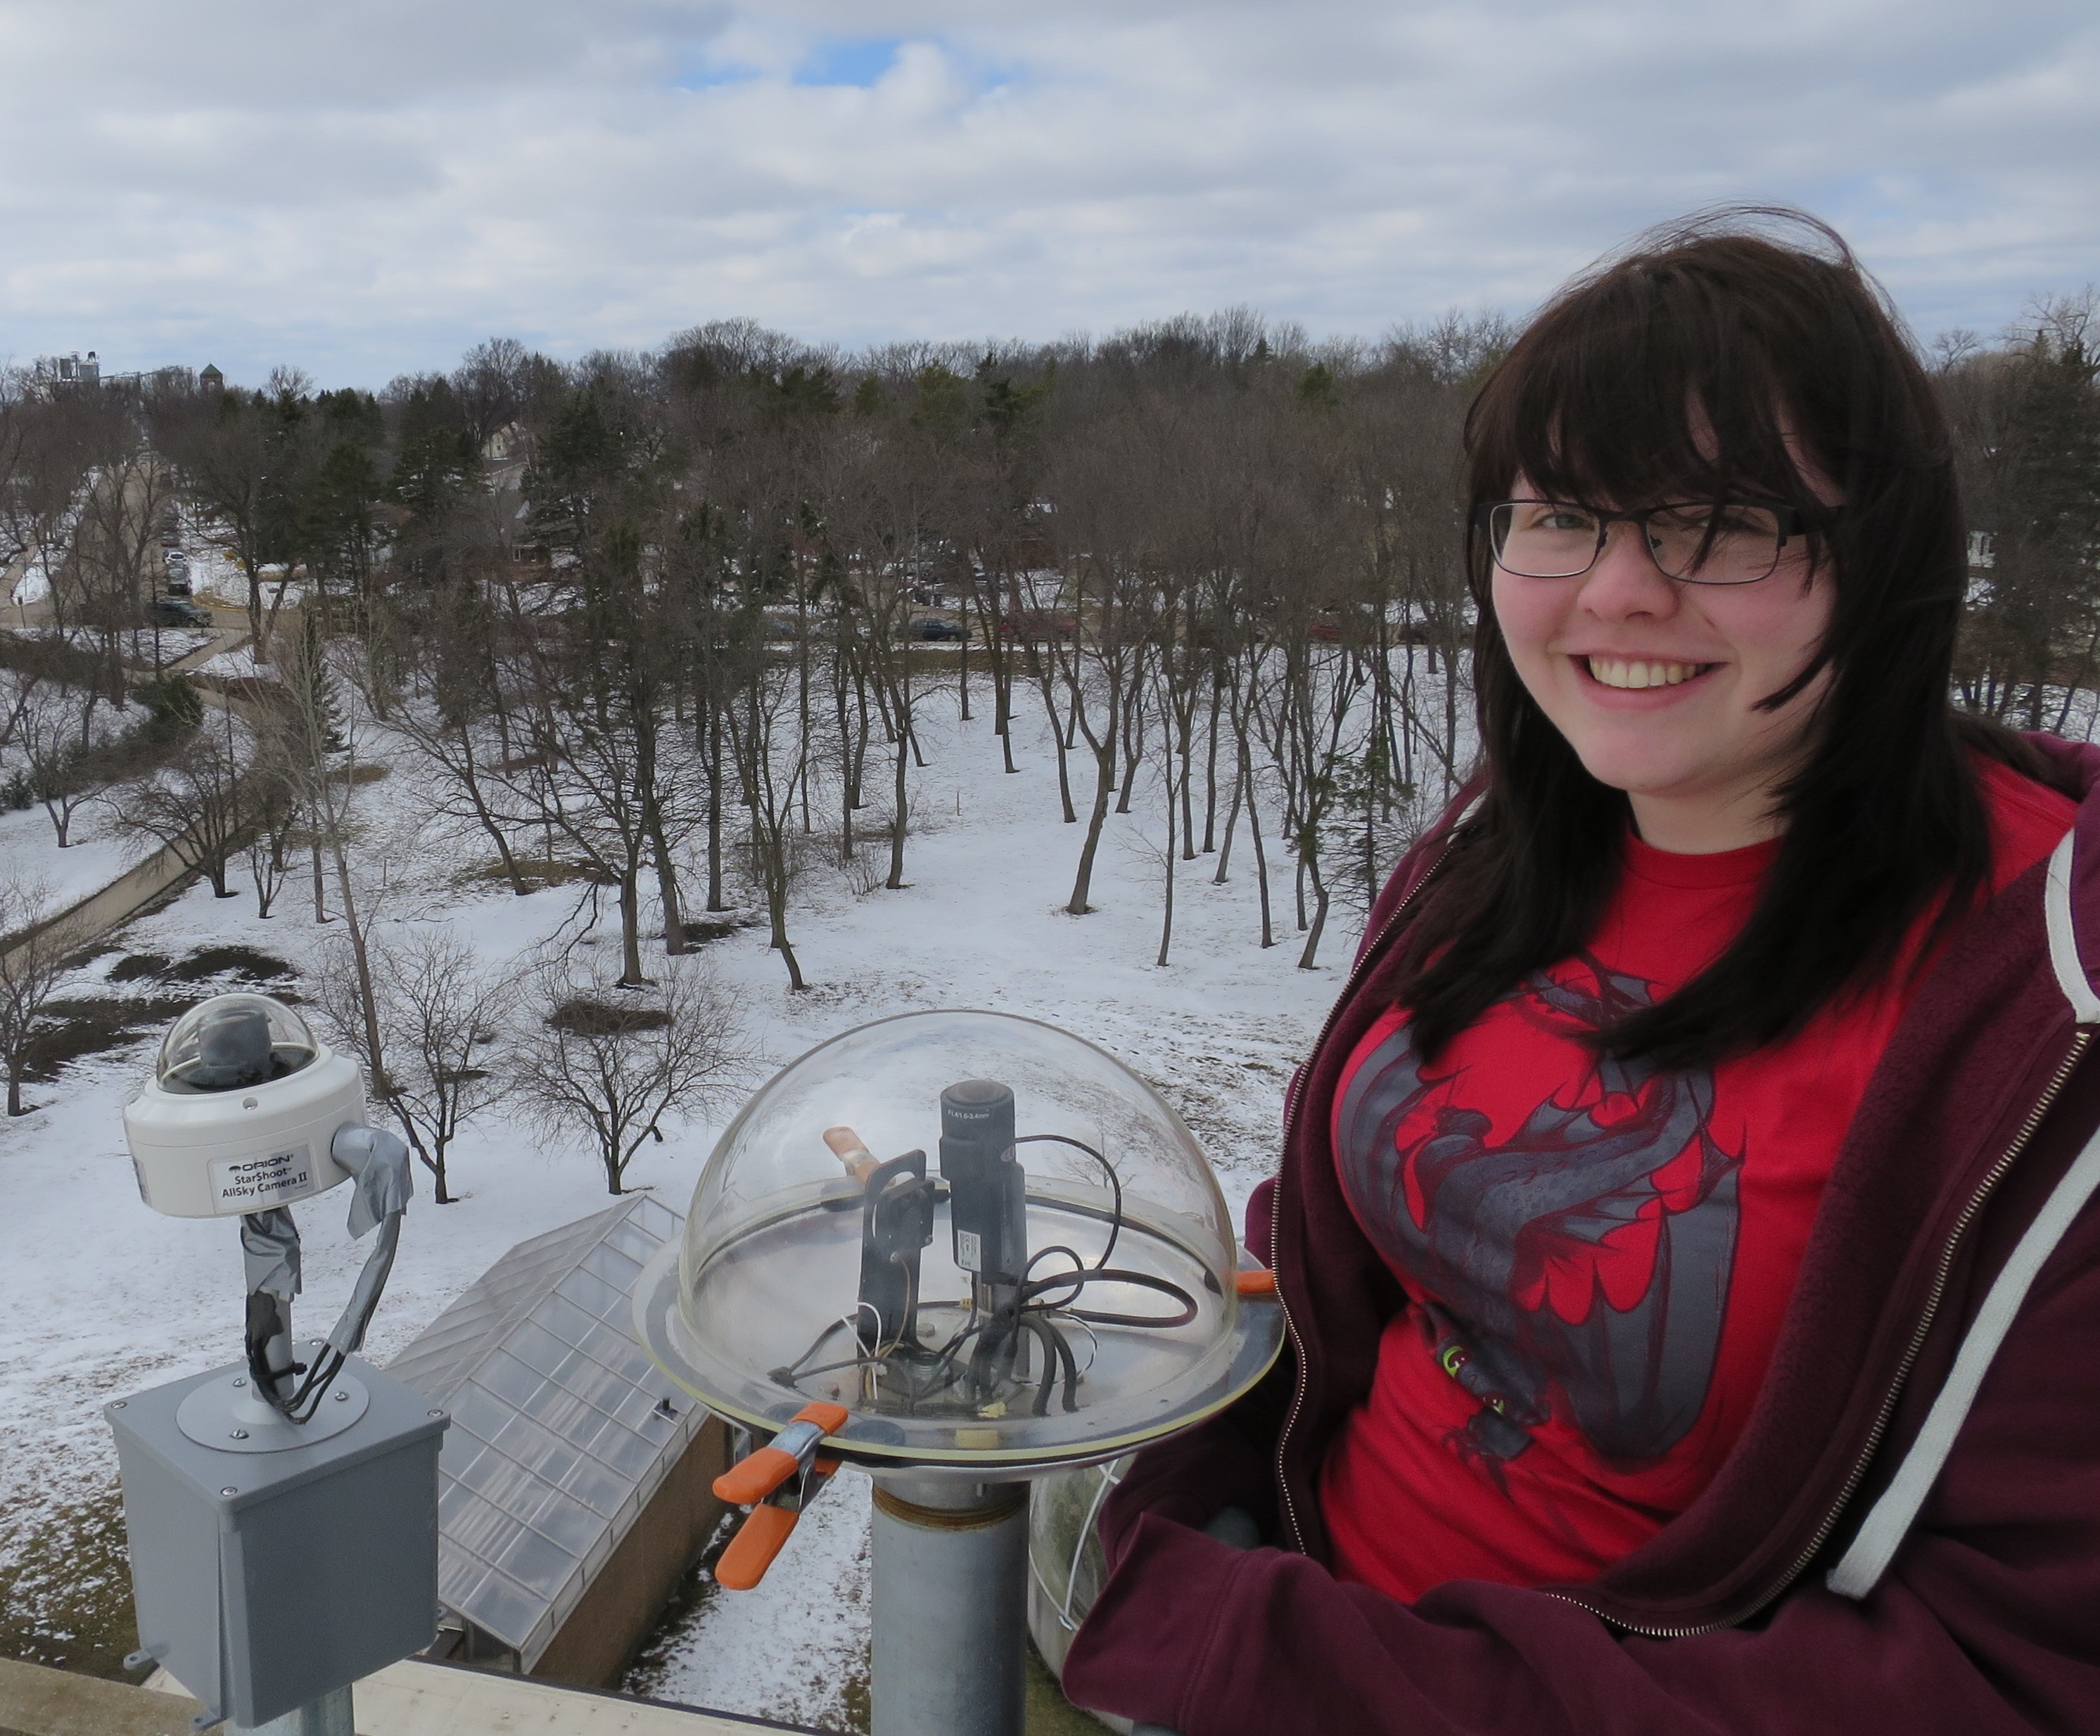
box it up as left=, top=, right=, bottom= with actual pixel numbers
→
left=1059, top=1213, right=2100, bottom=1736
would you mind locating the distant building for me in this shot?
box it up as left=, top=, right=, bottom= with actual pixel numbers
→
left=34, top=353, right=205, bottom=395
left=200, top=364, right=224, bottom=393
left=483, top=421, right=529, bottom=461
left=39, top=350, right=101, bottom=387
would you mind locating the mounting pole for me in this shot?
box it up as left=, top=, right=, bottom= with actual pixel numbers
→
left=870, top=1476, right=1029, bottom=1736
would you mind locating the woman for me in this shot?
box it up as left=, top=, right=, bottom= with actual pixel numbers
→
left=1060, top=212, right=2100, bottom=1734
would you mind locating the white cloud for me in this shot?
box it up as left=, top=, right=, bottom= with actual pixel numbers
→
left=0, top=0, right=2093, bottom=385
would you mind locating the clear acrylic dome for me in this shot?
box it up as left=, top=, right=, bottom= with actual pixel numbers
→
left=639, top=1009, right=1278, bottom=1472
left=155, top=994, right=319, bottom=1094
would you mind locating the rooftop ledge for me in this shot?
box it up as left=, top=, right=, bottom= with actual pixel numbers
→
left=0, top=1654, right=810, bottom=1736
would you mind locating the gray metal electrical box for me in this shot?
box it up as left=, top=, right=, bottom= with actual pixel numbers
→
left=106, top=1356, right=447, bottom=1729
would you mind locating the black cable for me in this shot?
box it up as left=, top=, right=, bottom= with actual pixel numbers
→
left=1019, top=1315, right=1081, bottom=1415
left=1052, top=1320, right=1080, bottom=1408
left=1022, top=1244, right=1087, bottom=1310
left=1013, top=1134, right=1122, bottom=1269
left=773, top=1311, right=871, bottom=1387
left=244, top=1294, right=355, bottom=1424
left=1019, top=1315, right=1056, bottom=1415
left=1019, top=1266, right=1198, bottom=1329
left=793, top=1353, right=893, bottom=1381
left=1020, top=1318, right=1083, bottom=1410
left=281, top=1348, right=345, bottom=1420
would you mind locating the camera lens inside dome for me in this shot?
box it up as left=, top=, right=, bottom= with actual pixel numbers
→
left=156, top=994, right=319, bottom=1095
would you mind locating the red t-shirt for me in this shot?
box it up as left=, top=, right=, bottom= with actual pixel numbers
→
left=1321, top=760, right=2074, bottom=1602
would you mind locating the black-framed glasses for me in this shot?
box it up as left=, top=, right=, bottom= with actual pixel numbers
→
left=1481, top=499, right=1812, bottom=585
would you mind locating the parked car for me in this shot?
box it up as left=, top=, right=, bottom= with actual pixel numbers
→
left=163, top=569, right=193, bottom=596
left=148, top=598, right=211, bottom=627
left=912, top=617, right=967, bottom=642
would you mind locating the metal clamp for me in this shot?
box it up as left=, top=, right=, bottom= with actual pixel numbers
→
left=711, top=1401, right=849, bottom=1589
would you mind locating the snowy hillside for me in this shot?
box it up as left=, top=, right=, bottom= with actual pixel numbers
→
left=0, top=685, right=1358, bottom=1728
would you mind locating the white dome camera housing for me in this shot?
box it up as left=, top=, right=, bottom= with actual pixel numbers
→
left=124, top=993, right=366, bottom=1218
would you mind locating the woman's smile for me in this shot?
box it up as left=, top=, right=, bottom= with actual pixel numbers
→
left=1577, top=656, right=1717, bottom=692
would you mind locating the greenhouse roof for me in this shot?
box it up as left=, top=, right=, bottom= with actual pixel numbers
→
left=389, top=1194, right=704, bottom=1668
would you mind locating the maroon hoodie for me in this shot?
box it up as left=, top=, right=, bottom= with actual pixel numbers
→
left=1063, top=737, right=2100, bottom=1735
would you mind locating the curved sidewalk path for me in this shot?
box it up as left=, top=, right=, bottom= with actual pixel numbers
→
left=0, top=618, right=262, bottom=971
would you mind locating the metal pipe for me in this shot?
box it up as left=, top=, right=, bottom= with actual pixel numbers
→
left=870, top=1477, right=1029, bottom=1736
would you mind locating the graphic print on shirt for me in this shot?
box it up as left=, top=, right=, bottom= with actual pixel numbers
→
left=1337, top=957, right=1742, bottom=1468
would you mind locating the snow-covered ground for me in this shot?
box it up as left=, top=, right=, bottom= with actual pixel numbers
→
left=0, top=683, right=1358, bottom=1727
left=0, top=658, right=220, bottom=916
left=0, top=801, right=146, bottom=913
left=182, top=547, right=252, bottom=607
left=190, top=645, right=273, bottom=682
left=8, top=555, right=52, bottom=610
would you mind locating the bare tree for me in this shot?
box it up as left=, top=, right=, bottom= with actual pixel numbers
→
left=497, top=390, right=697, bottom=981
left=450, top=337, right=545, bottom=454
left=277, top=621, right=389, bottom=1080
left=155, top=383, right=315, bottom=655
left=68, top=443, right=174, bottom=699
left=243, top=757, right=296, bottom=917
left=0, top=385, right=127, bottom=650
left=315, top=925, right=516, bottom=1204
left=18, top=680, right=116, bottom=847
left=516, top=951, right=754, bottom=1194
left=103, top=710, right=249, bottom=898
left=0, top=883, right=70, bottom=1116
left=723, top=625, right=814, bottom=989
left=386, top=691, right=534, bottom=895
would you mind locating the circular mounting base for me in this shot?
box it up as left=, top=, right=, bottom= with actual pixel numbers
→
left=175, top=1354, right=369, bottom=1453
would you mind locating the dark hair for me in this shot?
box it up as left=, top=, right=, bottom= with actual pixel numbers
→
left=1398, top=208, right=2047, bottom=1069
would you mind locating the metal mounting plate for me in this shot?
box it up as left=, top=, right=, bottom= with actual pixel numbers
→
left=175, top=1359, right=369, bottom=1453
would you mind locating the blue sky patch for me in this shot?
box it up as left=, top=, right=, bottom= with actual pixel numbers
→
left=795, top=37, right=904, bottom=89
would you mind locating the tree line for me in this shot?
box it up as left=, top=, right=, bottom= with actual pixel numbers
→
left=0, top=294, right=2092, bottom=1186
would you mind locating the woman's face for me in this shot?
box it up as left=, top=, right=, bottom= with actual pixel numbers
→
left=1489, top=476, right=1834, bottom=852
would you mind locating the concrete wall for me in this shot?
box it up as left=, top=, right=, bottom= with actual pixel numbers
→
left=0, top=836, right=197, bottom=973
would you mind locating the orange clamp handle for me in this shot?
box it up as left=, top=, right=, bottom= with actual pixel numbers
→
left=711, top=1403, right=851, bottom=1505
left=1234, top=1266, right=1277, bottom=1298
left=715, top=1503, right=798, bottom=1590
left=825, top=1125, right=881, bottom=1182
left=788, top=1400, right=851, bottom=1434
left=714, top=1445, right=798, bottom=1506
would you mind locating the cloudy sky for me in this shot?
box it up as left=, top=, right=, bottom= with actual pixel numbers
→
left=1, top=0, right=2094, bottom=388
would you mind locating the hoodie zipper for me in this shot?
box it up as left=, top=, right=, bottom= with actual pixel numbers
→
left=1544, top=1023, right=2093, bottom=1638
left=1272, top=841, right=1454, bottom=1555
